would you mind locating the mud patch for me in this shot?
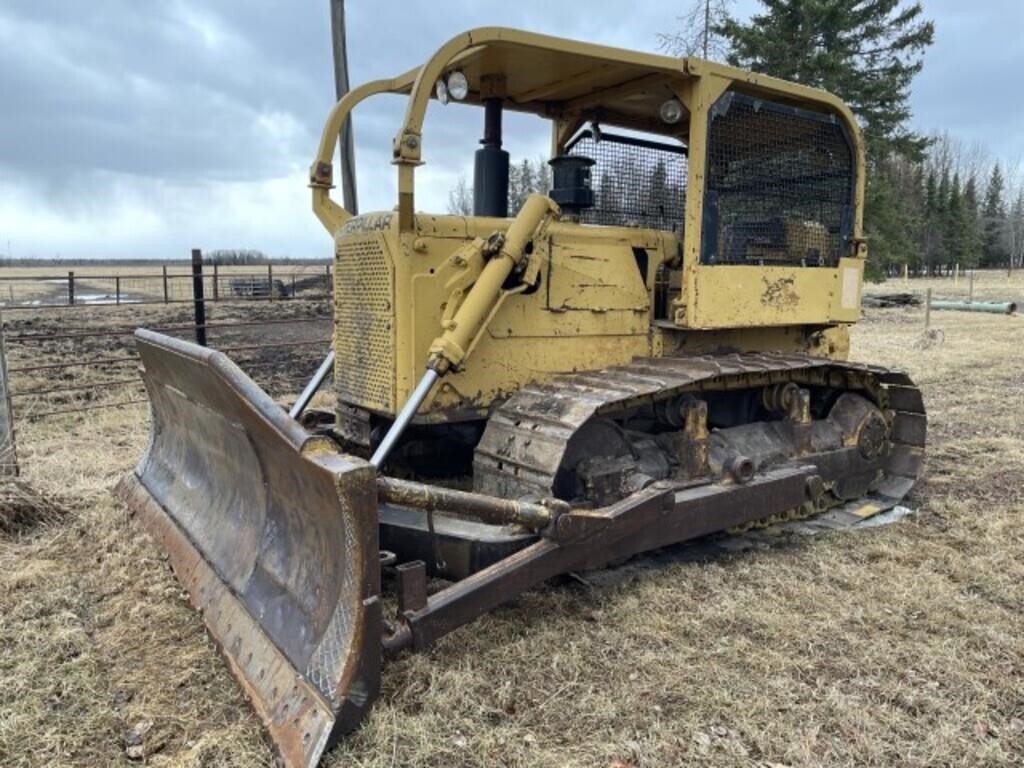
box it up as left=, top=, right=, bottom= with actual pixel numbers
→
left=761, top=275, right=799, bottom=308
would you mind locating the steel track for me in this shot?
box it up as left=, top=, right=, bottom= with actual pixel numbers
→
left=473, top=352, right=926, bottom=515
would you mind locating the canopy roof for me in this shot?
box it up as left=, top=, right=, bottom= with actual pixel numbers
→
left=438, top=32, right=689, bottom=130
left=379, top=28, right=854, bottom=138
left=310, top=28, right=864, bottom=233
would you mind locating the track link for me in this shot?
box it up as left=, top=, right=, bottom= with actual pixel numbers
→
left=473, top=352, right=925, bottom=516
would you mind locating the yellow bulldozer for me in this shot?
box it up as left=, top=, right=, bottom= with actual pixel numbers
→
left=117, top=28, right=926, bottom=767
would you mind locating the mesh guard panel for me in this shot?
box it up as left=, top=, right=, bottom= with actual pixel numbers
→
left=703, top=92, right=855, bottom=267
left=334, top=234, right=395, bottom=413
left=566, top=130, right=687, bottom=232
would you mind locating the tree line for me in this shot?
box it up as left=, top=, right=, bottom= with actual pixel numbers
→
left=875, top=140, right=1023, bottom=275
left=447, top=157, right=553, bottom=216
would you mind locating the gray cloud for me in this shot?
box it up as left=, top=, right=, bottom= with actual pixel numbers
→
left=0, top=0, right=1021, bottom=259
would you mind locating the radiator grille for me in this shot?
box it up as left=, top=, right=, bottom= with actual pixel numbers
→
left=334, top=234, right=395, bottom=413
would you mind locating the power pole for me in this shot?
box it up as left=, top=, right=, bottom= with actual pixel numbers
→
left=329, top=0, right=358, bottom=215
left=703, top=0, right=711, bottom=58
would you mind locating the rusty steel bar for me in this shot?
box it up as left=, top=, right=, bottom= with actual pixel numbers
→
left=9, top=377, right=142, bottom=398
left=376, top=476, right=553, bottom=529
left=8, top=340, right=325, bottom=373
left=0, top=266, right=330, bottom=282
left=8, top=355, right=138, bottom=373
left=0, top=293, right=332, bottom=311
left=30, top=398, right=149, bottom=417
left=4, top=316, right=329, bottom=343
left=218, top=339, right=330, bottom=354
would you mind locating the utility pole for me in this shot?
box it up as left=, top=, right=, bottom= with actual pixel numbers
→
left=330, top=0, right=358, bottom=215
left=703, top=0, right=711, bottom=58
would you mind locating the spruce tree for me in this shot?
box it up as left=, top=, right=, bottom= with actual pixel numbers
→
left=931, top=169, right=951, bottom=274
left=717, top=0, right=934, bottom=157
left=1008, top=191, right=1024, bottom=269
left=944, top=173, right=965, bottom=271
left=922, top=171, right=938, bottom=263
left=981, top=163, right=1008, bottom=267
left=962, top=175, right=982, bottom=268
left=714, top=1, right=934, bottom=276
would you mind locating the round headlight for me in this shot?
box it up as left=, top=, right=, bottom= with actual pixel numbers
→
left=435, top=78, right=449, bottom=105
left=659, top=98, right=684, bottom=124
left=446, top=70, right=469, bottom=101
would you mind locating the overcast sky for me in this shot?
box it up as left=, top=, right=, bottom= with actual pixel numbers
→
left=1, top=1, right=1022, bottom=260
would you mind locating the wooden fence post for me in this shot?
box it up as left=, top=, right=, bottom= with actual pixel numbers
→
left=115, top=275, right=121, bottom=305
left=924, top=287, right=932, bottom=329
left=0, top=310, right=18, bottom=477
left=268, top=264, right=274, bottom=301
left=213, top=263, right=219, bottom=301
left=969, top=271, right=975, bottom=303
left=192, top=249, right=207, bottom=347
left=67, top=271, right=75, bottom=306
left=162, top=264, right=169, bottom=303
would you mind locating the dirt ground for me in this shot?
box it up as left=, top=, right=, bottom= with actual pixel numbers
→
left=1, top=299, right=331, bottom=418
left=1, top=276, right=1022, bottom=767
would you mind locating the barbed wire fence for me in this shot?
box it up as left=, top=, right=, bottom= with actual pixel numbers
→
left=0, top=252, right=335, bottom=469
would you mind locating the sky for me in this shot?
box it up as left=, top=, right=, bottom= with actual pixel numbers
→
left=0, top=1, right=1022, bottom=260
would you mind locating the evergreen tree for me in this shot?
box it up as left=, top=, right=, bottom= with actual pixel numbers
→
left=1008, top=191, right=1024, bottom=269
left=919, top=170, right=939, bottom=273
left=928, top=169, right=951, bottom=274
left=981, top=163, right=1009, bottom=267
left=962, top=174, right=982, bottom=267
left=715, top=0, right=934, bottom=276
left=717, top=0, right=934, bottom=157
left=944, top=173, right=967, bottom=269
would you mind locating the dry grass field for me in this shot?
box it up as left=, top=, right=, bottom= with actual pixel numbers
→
left=1, top=274, right=1022, bottom=767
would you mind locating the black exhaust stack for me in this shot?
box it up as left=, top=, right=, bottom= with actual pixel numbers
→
left=473, top=98, right=509, bottom=217
left=548, top=155, right=595, bottom=217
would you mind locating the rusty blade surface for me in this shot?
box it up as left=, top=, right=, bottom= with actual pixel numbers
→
left=116, top=329, right=381, bottom=767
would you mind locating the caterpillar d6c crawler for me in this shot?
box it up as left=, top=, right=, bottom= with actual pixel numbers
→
left=117, top=28, right=926, bottom=767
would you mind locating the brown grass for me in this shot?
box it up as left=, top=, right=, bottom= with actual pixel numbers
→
left=1, top=278, right=1022, bottom=767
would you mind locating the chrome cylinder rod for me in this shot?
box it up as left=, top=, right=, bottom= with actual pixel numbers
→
left=370, top=368, right=439, bottom=468
left=289, top=351, right=336, bottom=420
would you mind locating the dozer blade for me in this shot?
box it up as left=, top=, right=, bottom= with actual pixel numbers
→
left=116, top=330, right=381, bottom=768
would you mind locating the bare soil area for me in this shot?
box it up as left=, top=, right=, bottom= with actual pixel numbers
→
left=1, top=279, right=1022, bottom=767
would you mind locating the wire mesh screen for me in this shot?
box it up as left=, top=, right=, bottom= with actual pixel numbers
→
left=566, top=131, right=687, bottom=232
left=702, top=92, right=855, bottom=267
